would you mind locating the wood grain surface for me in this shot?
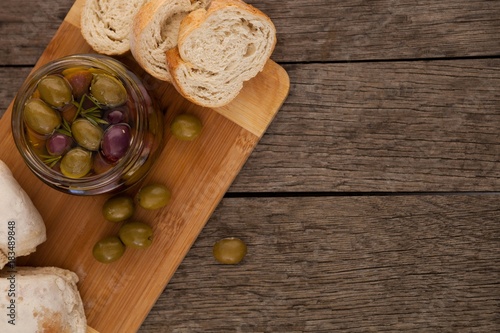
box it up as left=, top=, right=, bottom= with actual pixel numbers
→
left=1, top=0, right=499, bottom=332
left=0, top=1, right=288, bottom=332
left=142, top=194, right=500, bottom=332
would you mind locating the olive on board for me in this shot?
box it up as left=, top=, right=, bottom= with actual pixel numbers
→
left=118, top=222, right=153, bottom=249
left=37, top=75, right=73, bottom=108
left=136, top=184, right=171, bottom=210
left=213, top=237, right=247, bottom=264
left=102, top=195, right=135, bottom=222
left=92, top=236, right=125, bottom=263
left=170, top=114, right=202, bottom=141
left=23, top=99, right=61, bottom=135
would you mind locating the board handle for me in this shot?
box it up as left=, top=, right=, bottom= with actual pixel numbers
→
left=87, top=326, right=100, bottom=333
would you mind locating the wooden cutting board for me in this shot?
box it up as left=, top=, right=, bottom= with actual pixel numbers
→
left=0, top=0, right=289, bottom=332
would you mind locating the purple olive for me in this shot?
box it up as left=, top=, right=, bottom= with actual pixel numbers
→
left=46, top=133, right=72, bottom=156
left=101, top=124, right=131, bottom=162
left=104, top=109, right=125, bottom=124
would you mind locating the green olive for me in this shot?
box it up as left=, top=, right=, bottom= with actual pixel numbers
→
left=136, top=184, right=171, bottom=210
left=37, top=75, right=73, bottom=108
left=92, top=236, right=125, bottom=263
left=91, top=74, right=127, bottom=107
left=118, top=222, right=153, bottom=249
left=213, top=237, right=247, bottom=264
left=23, top=99, right=61, bottom=135
left=170, top=114, right=202, bottom=141
left=71, top=118, right=103, bottom=151
left=102, top=195, right=135, bottom=222
left=60, top=147, right=92, bottom=178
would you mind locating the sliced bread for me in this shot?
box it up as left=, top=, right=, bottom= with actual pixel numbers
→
left=166, top=0, right=276, bottom=107
left=81, top=0, right=150, bottom=55
left=130, top=0, right=212, bottom=82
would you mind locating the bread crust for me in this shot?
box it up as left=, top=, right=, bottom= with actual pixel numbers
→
left=166, top=0, right=276, bottom=107
left=81, top=0, right=150, bottom=55
left=130, top=0, right=194, bottom=82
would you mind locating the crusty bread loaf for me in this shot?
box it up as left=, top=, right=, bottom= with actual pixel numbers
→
left=81, top=0, right=150, bottom=55
left=0, top=267, right=86, bottom=333
left=0, top=160, right=46, bottom=269
left=166, top=0, right=276, bottom=107
left=130, top=0, right=212, bottom=82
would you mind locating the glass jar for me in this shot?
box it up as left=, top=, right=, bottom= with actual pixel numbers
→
left=12, top=54, right=164, bottom=195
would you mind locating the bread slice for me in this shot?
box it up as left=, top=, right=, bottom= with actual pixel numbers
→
left=81, top=0, right=151, bottom=55
left=0, top=160, right=46, bottom=269
left=0, top=267, right=86, bottom=332
left=166, top=0, right=276, bottom=107
left=130, top=0, right=212, bottom=81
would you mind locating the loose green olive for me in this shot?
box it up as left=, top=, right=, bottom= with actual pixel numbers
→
left=213, top=237, right=247, bottom=264
left=37, top=75, right=73, bottom=108
left=170, top=114, right=202, bottom=141
left=60, top=147, right=92, bottom=178
left=102, top=195, right=135, bottom=222
left=71, top=118, right=103, bottom=151
left=23, top=99, right=61, bottom=135
left=92, top=236, right=125, bottom=263
left=91, top=74, right=127, bottom=107
left=136, top=184, right=171, bottom=210
left=118, top=222, right=153, bottom=249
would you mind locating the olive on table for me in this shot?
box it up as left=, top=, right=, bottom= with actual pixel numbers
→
left=118, top=222, right=153, bottom=249
left=92, top=236, right=125, bottom=263
left=60, top=147, right=92, bottom=178
left=136, top=184, right=171, bottom=210
left=102, top=195, right=135, bottom=222
left=71, top=118, right=103, bottom=151
left=37, top=75, right=73, bottom=108
left=23, top=99, right=61, bottom=135
left=213, top=237, right=247, bottom=264
left=170, top=114, right=202, bottom=141
left=91, top=74, right=127, bottom=107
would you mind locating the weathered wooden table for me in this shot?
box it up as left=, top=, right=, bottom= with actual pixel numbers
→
left=2, top=0, right=499, bottom=332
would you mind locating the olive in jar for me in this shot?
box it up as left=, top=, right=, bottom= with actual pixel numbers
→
left=37, top=75, right=73, bottom=108
left=23, top=99, right=61, bottom=135
left=71, top=118, right=103, bottom=151
left=91, top=74, right=127, bottom=107
left=60, top=147, right=92, bottom=179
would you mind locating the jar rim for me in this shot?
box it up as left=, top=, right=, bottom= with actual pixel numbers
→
left=12, top=54, right=151, bottom=195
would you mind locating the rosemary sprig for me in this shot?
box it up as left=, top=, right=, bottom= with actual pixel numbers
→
left=41, top=154, right=62, bottom=168
left=56, top=118, right=72, bottom=137
left=71, top=94, right=108, bottom=126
